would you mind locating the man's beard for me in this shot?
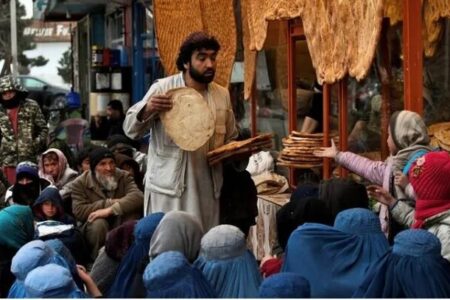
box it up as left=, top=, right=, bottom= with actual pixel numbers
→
left=189, top=65, right=215, bottom=84
left=96, top=171, right=118, bottom=191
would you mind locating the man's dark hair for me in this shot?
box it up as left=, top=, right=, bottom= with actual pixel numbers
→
left=176, top=31, right=221, bottom=71
left=107, top=100, right=125, bottom=117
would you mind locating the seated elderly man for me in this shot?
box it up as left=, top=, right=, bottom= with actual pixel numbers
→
left=71, top=147, right=143, bottom=261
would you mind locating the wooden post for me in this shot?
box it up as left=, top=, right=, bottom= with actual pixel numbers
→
left=403, top=0, right=423, bottom=114
left=250, top=80, right=257, bottom=137
left=323, top=83, right=331, bottom=179
left=378, top=18, right=392, bottom=160
left=338, top=78, right=348, bottom=177
left=287, top=20, right=297, bottom=186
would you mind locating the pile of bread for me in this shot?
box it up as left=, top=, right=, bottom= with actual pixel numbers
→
left=428, top=122, right=450, bottom=151
left=278, top=131, right=338, bottom=168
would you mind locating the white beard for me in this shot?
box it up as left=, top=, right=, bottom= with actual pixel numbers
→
left=96, top=171, right=118, bottom=191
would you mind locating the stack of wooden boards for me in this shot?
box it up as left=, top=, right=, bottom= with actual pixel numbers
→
left=207, top=133, right=273, bottom=166
left=277, top=131, right=338, bottom=168
left=429, top=122, right=450, bottom=151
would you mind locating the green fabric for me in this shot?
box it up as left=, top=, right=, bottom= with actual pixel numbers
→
left=0, top=205, right=34, bottom=250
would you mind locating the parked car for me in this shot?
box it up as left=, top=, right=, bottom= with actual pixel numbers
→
left=17, top=75, right=69, bottom=116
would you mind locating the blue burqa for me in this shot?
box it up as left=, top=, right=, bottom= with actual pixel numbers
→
left=353, top=229, right=450, bottom=298
left=282, top=208, right=389, bottom=297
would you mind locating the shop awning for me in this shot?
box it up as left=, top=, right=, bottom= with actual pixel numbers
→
left=33, top=0, right=109, bottom=21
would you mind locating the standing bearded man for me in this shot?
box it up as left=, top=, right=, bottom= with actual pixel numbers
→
left=123, top=32, right=238, bottom=230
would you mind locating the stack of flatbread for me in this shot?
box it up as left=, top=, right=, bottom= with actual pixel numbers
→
left=432, top=123, right=450, bottom=152
left=207, top=133, right=273, bottom=166
left=428, top=122, right=450, bottom=149
left=277, top=131, right=339, bottom=168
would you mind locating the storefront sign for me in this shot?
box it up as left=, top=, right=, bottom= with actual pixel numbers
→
left=23, top=21, right=76, bottom=42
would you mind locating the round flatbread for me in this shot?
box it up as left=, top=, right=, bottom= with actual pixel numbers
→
left=161, top=87, right=215, bottom=151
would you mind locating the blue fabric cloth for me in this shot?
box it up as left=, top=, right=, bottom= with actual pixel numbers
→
left=44, top=239, right=84, bottom=290
left=0, top=205, right=34, bottom=251
left=353, top=229, right=450, bottom=298
left=194, top=225, right=262, bottom=298
left=259, top=273, right=310, bottom=298
left=8, top=240, right=71, bottom=298
left=24, top=264, right=86, bottom=298
left=107, top=212, right=164, bottom=298
left=282, top=208, right=389, bottom=298
left=143, top=251, right=216, bottom=298
left=402, top=149, right=429, bottom=175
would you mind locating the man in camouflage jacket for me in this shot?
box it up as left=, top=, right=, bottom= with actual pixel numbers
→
left=0, top=75, right=48, bottom=184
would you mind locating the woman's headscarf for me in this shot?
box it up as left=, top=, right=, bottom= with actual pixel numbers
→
left=194, top=225, right=262, bottom=298
left=44, top=239, right=84, bottom=290
left=354, top=229, right=450, bottom=298
left=12, top=161, right=42, bottom=206
left=149, top=211, right=204, bottom=263
left=8, top=240, right=71, bottom=298
left=107, top=213, right=164, bottom=298
left=259, top=273, right=310, bottom=298
left=105, top=220, right=137, bottom=261
left=143, top=251, right=216, bottom=298
left=318, top=178, right=369, bottom=222
left=90, top=220, right=137, bottom=296
left=389, top=111, right=433, bottom=188
left=0, top=205, right=34, bottom=251
left=282, top=208, right=389, bottom=297
left=276, top=194, right=332, bottom=251
left=24, top=264, right=86, bottom=298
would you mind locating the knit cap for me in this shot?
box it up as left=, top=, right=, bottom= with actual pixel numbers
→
left=408, top=151, right=450, bottom=228
left=89, top=147, right=115, bottom=172
left=16, top=161, right=39, bottom=179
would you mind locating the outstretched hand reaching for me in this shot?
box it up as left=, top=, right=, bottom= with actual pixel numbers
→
left=313, top=139, right=338, bottom=159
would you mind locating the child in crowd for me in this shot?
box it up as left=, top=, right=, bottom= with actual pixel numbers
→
left=33, top=186, right=75, bottom=225
left=369, top=151, right=450, bottom=260
left=32, top=186, right=88, bottom=264
left=38, top=148, right=78, bottom=214
left=314, top=110, right=433, bottom=237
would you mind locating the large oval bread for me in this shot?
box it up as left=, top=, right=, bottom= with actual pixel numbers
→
left=161, top=87, right=215, bottom=151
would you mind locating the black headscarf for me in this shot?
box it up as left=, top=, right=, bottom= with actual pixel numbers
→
left=276, top=185, right=332, bottom=251
left=318, top=178, right=369, bottom=222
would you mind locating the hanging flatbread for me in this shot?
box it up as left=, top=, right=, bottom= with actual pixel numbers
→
left=161, top=87, right=215, bottom=151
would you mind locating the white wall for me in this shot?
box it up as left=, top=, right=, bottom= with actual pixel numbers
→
left=23, top=42, right=71, bottom=88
